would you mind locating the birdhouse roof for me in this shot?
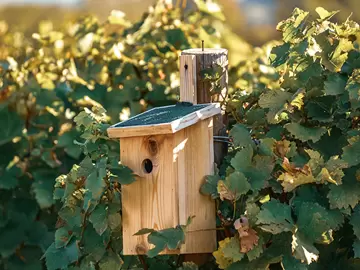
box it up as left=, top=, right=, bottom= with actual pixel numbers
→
left=107, top=102, right=220, bottom=138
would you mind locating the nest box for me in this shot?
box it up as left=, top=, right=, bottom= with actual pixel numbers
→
left=107, top=102, right=220, bottom=255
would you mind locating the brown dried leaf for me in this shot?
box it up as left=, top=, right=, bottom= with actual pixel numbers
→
left=234, top=216, right=259, bottom=253
left=274, top=140, right=291, bottom=158
left=282, top=157, right=311, bottom=175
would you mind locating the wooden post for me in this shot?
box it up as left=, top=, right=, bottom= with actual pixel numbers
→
left=179, top=48, right=229, bottom=265
left=180, top=48, right=228, bottom=167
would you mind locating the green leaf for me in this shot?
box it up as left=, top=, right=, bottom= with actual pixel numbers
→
left=55, top=227, right=72, bottom=248
left=89, top=204, right=108, bottom=236
left=291, top=232, right=319, bottom=265
left=218, top=171, right=251, bottom=201
left=231, top=145, right=253, bottom=171
left=327, top=170, right=360, bottom=209
left=324, top=74, right=347, bottom=95
left=98, top=251, right=123, bottom=270
left=346, top=70, right=360, bottom=110
left=0, top=108, right=24, bottom=146
left=0, top=221, right=26, bottom=258
left=296, top=202, right=344, bottom=242
left=247, top=236, right=264, bottom=261
left=86, top=169, right=105, bottom=200
left=315, top=7, right=339, bottom=21
left=285, top=123, right=327, bottom=143
left=146, top=227, right=185, bottom=258
left=270, top=43, right=290, bottom=67
left=229, top=124, right=252, bottom=147
left=222, top=237, right=244, bottom=262
left=44, top=240, right=79, bottom=270
left=353, top=239, right=360, bottom=258
left=342, top=139, right=360, bottom=167
left=350, top=206, right=360, bottom=239
left=245, top=155, right=274, bottom=191
left=0, top=165, right=21, bottom=190
left=82, top=225, right=107, bottom=262
left=134, top=228, right=156, bottom=236
left=258, top=90, right=292, bottom=110
left=26, top=221, right=53, bottom=252
left=213, top=237, right=242, bottom=269
left=59, top=206, right=82, bottom=229
left=108, top=212, right=121, bottom=231
left=200, top=174, right=220, bottom=199
left=57, top=130, right=82, bottom=159
left=305, top=96, right=334, bottom=123
left=110, top=165, right=135, bottom=185
left=32, top=170, right=57, bottom=209
left=281, top=254, right=308, bottom=270
left=256, top=200, right=294, bottom=234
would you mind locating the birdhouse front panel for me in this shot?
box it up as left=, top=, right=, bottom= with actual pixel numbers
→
left=119, top=133, right=180, bottom=255
left=107, top=103, right=220, bottom=255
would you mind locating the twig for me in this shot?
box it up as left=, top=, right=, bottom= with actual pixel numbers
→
left=138, top=255, right=149, bottom=270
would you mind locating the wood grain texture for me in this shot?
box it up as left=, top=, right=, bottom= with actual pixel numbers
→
left=107, top=103, right=220, bottom=138
left=181, top=48, right=229, bottom=167
left=120, top=134, right=179, bottom=255
left=180, top=55, right=197, bottom=104
left=176, top=118, right=216, bottom=253
left=119, top=118, right=216, bottom=255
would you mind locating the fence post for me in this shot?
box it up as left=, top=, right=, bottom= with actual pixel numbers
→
left=179, top=47, right=229, bottom=265
left=180, top=48, right=229, bottom=167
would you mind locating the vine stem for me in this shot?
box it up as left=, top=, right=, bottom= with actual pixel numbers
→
left=233, top=200, right=237, bottom=220
left=137, top=255, right=149, bottom=270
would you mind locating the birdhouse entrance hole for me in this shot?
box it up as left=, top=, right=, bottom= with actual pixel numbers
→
left=142, top=159, right=153, bottom=174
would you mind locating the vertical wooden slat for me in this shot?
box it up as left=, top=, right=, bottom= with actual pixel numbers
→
left=176, top=118, right=216, bottom=254
left=180, top=55, right=197, bottom=104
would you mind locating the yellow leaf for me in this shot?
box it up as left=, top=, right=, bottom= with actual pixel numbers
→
left=278, top=172, right=316, bottom=192
left=217, top=180, right=236, bottom=201
left=213, top=238, right=236, bottom=269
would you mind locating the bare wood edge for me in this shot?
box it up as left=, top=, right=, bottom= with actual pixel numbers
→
left=180, top=55, right=197, bottom=104
left=107, top=103, right=220, bottom=138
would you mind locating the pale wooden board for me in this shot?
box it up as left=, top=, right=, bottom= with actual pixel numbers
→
left=176, top=118, right=216, bottom=253
left=107, top=103, right=220, bottom=138
left=120, top=134, right=179, bottom=255
left=180, top=55, right=197, bottom=104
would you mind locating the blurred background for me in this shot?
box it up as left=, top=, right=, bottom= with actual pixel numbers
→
left=0, top=0, right=358, bottom=46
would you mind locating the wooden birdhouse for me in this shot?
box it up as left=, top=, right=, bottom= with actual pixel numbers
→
left=107, top=102, right=220, bottom=255
left=107, top=47, right=228, bottom=255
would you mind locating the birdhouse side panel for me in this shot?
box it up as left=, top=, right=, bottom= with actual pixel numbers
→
left=119, top=135, right=180, bottom=255
left=175, top=118, right=217, bottom=254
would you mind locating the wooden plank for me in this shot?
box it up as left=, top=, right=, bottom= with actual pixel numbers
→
left=174, top=119, right=217, bottom=254
left=107, top=103, right=220, bottom=139
left=180, top=55, right=197, bottom=104
left=120, top=135, right=179, bottom=255
left=170, top=103, right=220, bottom=132
left=108, top=123, right=173, bottom=139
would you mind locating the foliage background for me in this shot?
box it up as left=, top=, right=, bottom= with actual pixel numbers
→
left=2, top=0, right=360, bottom=269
